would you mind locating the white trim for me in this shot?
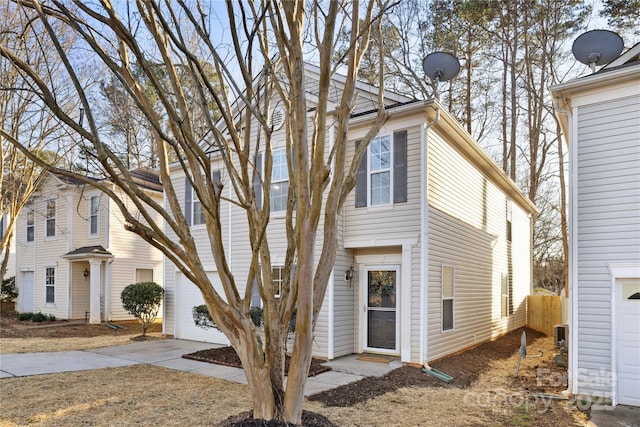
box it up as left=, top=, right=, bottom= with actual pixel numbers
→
left=569, top=105, right=579, bottom=397
left=608, top=263, right=640, bottom=406
left=344, top=236, right=418, bottom=249
left=327, top=268, right=335, bottom=360
left=359, top=264, right=401, bottom=356
left=570, top=80, right=640, bottom=108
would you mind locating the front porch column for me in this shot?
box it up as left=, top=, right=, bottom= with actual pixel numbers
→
left=89, top=259, right=102, bottom=324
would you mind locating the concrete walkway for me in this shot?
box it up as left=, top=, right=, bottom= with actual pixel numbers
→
left=0, top=339, right=400, bottom=396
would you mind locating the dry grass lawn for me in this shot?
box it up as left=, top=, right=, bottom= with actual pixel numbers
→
left=0, top=304, right=588, bottom=426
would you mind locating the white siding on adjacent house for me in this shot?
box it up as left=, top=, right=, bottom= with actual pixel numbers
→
left=574, top=94, right=640, bottom=397
left=427, top=128, right=530, bottom=362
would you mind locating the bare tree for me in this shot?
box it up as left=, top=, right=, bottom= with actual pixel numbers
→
left=0, top=0, right=73, bottom=281
left=1, top=1, right=392, bottom=423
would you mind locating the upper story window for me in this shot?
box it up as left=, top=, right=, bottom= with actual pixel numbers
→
left=192, top=190, right=204, bottom=226
left=184, top=170, right=221, bottom=227
left=355, top=130, right=407, bottom=208
left=270, top=148, right=289, bottom=213
left=26, top=209, right=35, bottom=242
left=45, top=200, right=56, bottom=238
left=89, top=196, right=99, bottom=236
left=369, top=135, right=392, bottom=206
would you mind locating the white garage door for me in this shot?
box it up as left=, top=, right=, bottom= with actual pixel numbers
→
left=617, top=278, right=640, bottom=406
left=175, top=272, right=229, bottom=345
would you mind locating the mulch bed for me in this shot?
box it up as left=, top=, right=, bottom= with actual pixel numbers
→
left=308, top=327, right=547, bottom=407
left=217, top=410, right=338, bottom=427
left=182, top=346, right=332, bottom=377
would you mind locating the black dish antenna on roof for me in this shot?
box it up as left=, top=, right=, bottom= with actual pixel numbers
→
left=422, top=51, right=460, bottom=99
left=572, top=29, right=624, bottom=73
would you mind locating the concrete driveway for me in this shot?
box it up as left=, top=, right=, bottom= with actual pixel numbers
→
left=0, top=339, right=387, bottom=396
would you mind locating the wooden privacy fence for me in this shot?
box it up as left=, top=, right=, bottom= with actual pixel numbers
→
left=527, top=295, right=562, bottom=336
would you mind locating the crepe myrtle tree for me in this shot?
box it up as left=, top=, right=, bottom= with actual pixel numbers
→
left=1, top=1, right=393, bottom=423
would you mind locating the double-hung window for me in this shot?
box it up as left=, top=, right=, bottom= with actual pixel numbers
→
left=369, top=135, right=392, bottom=206
left=355, top=130, right=407, bottom=208
left=45, top=200, right=56, bottom=238
left=270, top=148, right=289, bottom=213
left=45, top=267, right=55, bottom=304
left=89, top=196, right=99, bottom=236
left=192, top=190, right=204, bottom=226
left=442, top=265, right=454, bottom=331
left=26, top=209, right=35, bottom=242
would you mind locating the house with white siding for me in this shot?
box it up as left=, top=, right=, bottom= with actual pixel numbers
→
left=1, top=215, right=16, bottom=281
left=163, top=64, right=537, bottom=367
left=550, top=43, right=640, bottom=407
left=14, top=170, right=164, bottom=324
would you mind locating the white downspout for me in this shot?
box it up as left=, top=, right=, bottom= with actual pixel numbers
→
left=553, top=95, right=575, bottom=398
left=420, top=106, right=440, bottom=368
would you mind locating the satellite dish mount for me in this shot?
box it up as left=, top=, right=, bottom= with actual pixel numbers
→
left=572, top=30, right=624, bottom=73
left=422, top=51, right=460, bottom=98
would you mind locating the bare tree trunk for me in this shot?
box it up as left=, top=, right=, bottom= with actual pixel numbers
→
left=557, top=124, right=569, bottom=297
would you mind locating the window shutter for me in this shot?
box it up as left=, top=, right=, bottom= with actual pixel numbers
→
left=254, top=152, right=263, bottom=210
left=185, top=176, right=192, bottom=226
left=393, top=130, right=407, bottom=204
left=355, top=140, right=367, bottom=208
left=251, top=276, right=261, bottom=308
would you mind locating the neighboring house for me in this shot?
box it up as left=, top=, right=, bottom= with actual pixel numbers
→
left=163, top=64, right=537, bottom=367
left=1, top=214, right=17, bottom=280
left=14, top=170, right=164, bottom=324
left=550, top=43, right=640, bottom=407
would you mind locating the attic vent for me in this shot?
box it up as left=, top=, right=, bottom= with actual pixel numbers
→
left=270, top=106, right=285, bottom=131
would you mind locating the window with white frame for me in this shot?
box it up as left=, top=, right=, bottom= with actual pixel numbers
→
left=270, top=148, right=289, bottom=213
left=369, top=135, right=392, bottom=206
left=442, top=265, right=454, bottom=331
left=45, top=267, right=55, bottom=304
left=272, top=265, right=284, bottom=298
left=89, top=196, right=99, bottom=236
left=45, top=200, right=56, bottom=238
left=26, top=208, right=35, bottom=242
left=192, top=190, right=204, bottom=226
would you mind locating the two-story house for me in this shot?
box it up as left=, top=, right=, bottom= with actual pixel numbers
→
left=162, top=64, right=537, bottom=367
left=550, top=42, right=640, bottom=407
left=14, top=169, right=164, bottom=324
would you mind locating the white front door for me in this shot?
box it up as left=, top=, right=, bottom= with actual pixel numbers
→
left=362, top=265, right=400, bottom=354
left=616, top=278, right=640, bottom=406
left=20, top=271, right=35, bottom=312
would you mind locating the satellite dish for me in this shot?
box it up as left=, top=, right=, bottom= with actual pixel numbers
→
left=422, top=51, right=460, bottom=98
left=572, top=30, right=624, bottom=73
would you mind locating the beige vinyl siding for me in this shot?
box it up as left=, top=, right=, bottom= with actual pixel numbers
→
left=427, top=128, right=530, bottom=362
left=332, top=238, right=357, bottom=358
left=575, top=95, right=640, bottom=396
left=70, top=261, right=90, bottom=319
left=15, top=176, right=70, bottom=319
left=107, top=187, right=164, bottom=321
left=344, top=123, right=422, bottom=241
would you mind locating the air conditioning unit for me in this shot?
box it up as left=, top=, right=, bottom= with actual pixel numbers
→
left=554, top=324, right=569, bottom=348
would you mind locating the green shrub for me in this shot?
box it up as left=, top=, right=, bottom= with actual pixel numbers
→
left=32, top=312, right=47, bottom=322
left=46, top=314, right=56, bottom=321
left=193, top=305, right=264, bottom=331
left=1, top=276, right=17, bottom=302
left=121, top=281, right=164, bottom=337
left=17, top=312, right=33, bottom=321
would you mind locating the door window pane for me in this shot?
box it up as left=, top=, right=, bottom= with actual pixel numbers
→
left=368, top=270, right=396, bottom=308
